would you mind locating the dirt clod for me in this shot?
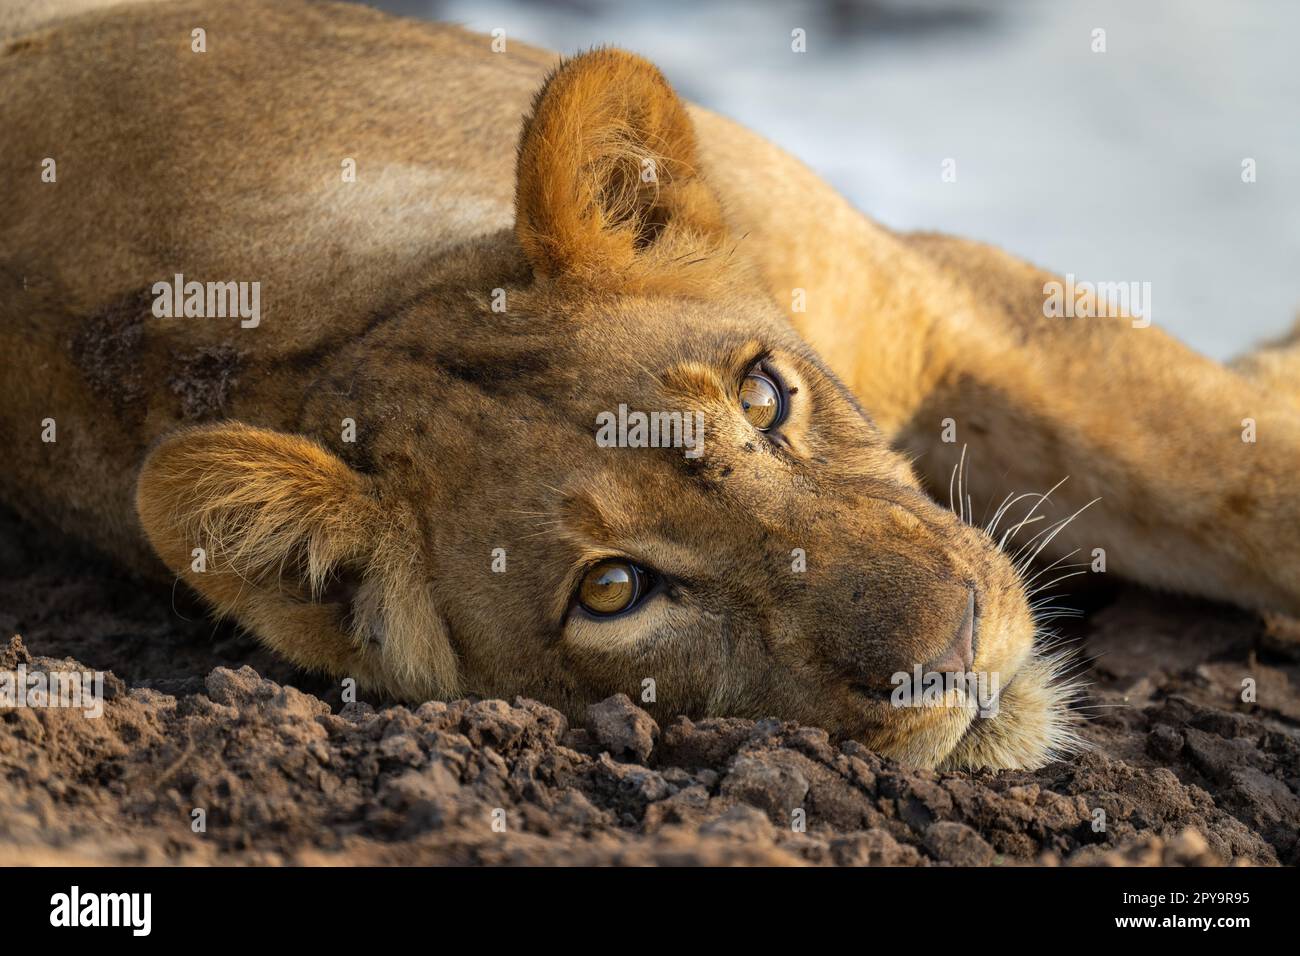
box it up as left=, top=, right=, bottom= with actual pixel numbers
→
left=587, top=693, right=659, bottom=763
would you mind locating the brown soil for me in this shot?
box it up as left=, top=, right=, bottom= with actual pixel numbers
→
left=1, top=507, right=1298, bottom=866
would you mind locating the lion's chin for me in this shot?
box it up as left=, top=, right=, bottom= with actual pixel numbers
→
left=934, top=647, right=1086, bottom=771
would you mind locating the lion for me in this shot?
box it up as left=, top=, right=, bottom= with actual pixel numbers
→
left=2, top=0, right=1298, bottom=771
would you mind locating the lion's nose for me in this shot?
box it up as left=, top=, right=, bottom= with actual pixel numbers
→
left=922, top=588, right=977, bottom=673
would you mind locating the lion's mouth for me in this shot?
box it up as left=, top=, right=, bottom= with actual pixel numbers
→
left=840, top=631, right=1084, bottom=771
left=936, top=644, right=1086, bottom=771
left=948, top=673, right=1014, bottom=746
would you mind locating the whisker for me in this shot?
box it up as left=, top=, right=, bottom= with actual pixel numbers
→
left=1015, top=498, right=1102, bottom=572
left=948, top=455, right=960, bottom=517
left=999, top=476, right=1069, bottom=551
left=1020, top=549, right=1082, bottom=590
left=984, top=490, right=1017, bottom=539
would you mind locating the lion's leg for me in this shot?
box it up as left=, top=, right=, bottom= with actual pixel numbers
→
left=887, top=234, right=1300, bottom=616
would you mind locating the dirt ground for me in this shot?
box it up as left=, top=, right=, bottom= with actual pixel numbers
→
left=1, top=506, right=1298, bottom=866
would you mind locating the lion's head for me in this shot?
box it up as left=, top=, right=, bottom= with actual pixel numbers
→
left=136, top=49, right=1080, bottom=770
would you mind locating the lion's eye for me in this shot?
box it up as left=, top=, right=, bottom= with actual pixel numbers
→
left=739, top=368, right=784, bottom=431
left=578, top=559, right=649, bottom=617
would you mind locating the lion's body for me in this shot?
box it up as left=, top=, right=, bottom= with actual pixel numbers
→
left=2, top=1, right=542, bottom=569
left=2, top=0, right=1298, bottom=769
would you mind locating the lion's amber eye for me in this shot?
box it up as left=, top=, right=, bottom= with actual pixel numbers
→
left=739, top=369, right=784, bottom=430
left=578, top=559, right=647, bottom=617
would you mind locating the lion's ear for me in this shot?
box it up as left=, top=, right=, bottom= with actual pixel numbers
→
left=135, top=423, right=459, bottom=699
left=514, top=48, right=729, bottom=291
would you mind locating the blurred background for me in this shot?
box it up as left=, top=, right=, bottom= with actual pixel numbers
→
left=368, top=0, right=1298, bottom=361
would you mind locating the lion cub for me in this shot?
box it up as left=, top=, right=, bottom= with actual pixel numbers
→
left=4, top=0, right=1298, bottom=769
